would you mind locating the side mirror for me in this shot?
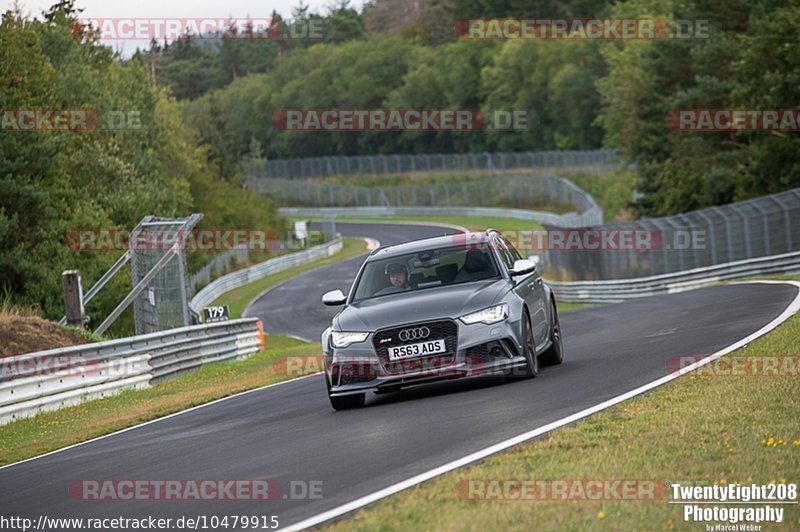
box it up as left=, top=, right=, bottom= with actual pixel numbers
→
left=509, top=259, right=536, bottom=277
left=322, top=289, right=347, bottom=306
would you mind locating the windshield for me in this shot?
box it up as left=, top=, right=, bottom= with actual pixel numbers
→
left=352, top=245, right=501, bottom=302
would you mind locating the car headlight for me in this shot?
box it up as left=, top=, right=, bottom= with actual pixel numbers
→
left=459, top=304, right=508, bottom=325
left=331, top=331, right=369, bottom=348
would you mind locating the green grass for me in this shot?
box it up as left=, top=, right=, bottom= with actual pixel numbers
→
left=300, top=215, right=543, bottom=235
left=555, top=301, right=587, bottom=313
left=327, top=278, right=800, bottom=531
left=558, top=169, right=638, bottom=222
left=211, top=237, right=368, bottom=318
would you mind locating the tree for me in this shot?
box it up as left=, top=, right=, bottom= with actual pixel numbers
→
left=596, top=0, right=799, bottom=216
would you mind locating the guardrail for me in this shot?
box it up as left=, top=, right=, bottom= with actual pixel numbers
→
left=550, top=251, right=800, bottom=304
left=280, top=198, right=601, bottom=229
left=190, top=236, right=344, bottom=313
left=261, top=174, right=602, bottom=228
left=189, top=248, right=251, bottom=296
left=0, top=319, right=263, bottom=425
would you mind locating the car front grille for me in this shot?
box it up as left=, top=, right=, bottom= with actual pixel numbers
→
left=372, top=319, right=458, bottom=374
left=465, top=343, right=492, bottom=365
left=333, top=362, right=378, bottom=386
left=465, top=340, right=519, bottom=368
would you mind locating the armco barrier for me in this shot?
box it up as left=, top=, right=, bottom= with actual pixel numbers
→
left=265, top=174, right=603, bottom=228
left=281, top=205, right=565, bottom=224
left=0, top=318, right=263, bottom=425
left=190, top=236, right=344, bottom=313
left=550, top=251, right=800, bottom=303
left=280, top=204, right=600, bottom=229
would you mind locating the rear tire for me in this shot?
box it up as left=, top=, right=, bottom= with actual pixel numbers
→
left=539, top=300, right=564, bottom=367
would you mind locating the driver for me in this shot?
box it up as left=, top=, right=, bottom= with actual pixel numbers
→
left=385, top=263, right=412, bottom=290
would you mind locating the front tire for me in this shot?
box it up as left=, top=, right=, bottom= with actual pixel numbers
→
left=512, top=309, right=538, bottom=379
left=326, top=374, right=366, bottom=410
left=539, top=300, right=564, bottom=366
left=329, top=393, right=366, bottom=410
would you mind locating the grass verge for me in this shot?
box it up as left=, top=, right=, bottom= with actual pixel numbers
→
left=559, top=169, right=638, bottom=222
left=211, top=237, right=368, bottom=318
left=326, top=279, right=800, bottom=531
left=301, top=215, right=543, bottom=235
left=555, top=301, right=587, bottom=313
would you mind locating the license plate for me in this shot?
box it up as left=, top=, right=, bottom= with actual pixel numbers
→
left=387, top=339, right=446, bottom=360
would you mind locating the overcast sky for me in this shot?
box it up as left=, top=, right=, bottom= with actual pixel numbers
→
left=11, top=0, right=367, bottom=55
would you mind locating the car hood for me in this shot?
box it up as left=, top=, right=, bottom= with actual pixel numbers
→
left=335, top=279, right=509, bottom=331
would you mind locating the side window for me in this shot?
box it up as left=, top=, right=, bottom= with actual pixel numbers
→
left=504, top=237, right=523, bottom=262
left=493, top=237, right=515, bottom=271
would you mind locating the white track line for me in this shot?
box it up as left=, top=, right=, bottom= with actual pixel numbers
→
left=363, top=238, right=381, bottom=251
left=278, top=280, right=800, bottom=532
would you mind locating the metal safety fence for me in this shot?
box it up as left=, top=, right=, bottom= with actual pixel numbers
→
left=188, top=231, right=339, bottom=298
left=189, top=248, right=251, bottom=296
left=255, top=149, right=618, bottom=179
left=129, top=215, right=202, bottom=334
left=550, top=251, right=800, bottom=303
left=258, top=174, right=602, bottom=226
left=59, top=215, right=204, bottom=336
left=0, top=319, right=263, bottom=425
left=546, top=188, right=800, bottom=280
left=190, top=236, right=344, bottom=314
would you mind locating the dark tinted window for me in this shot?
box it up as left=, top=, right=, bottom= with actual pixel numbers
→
left=504, top=237, right=523, bottom=262
left=493, top=237, right=515, bottom=270
left=352, top=245, right=500, bottom=301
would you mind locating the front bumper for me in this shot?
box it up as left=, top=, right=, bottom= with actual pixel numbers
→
left=325, top=317, right=527, bottom=396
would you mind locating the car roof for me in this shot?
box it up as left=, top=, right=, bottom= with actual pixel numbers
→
left=367, top=230, right=498, bottom=261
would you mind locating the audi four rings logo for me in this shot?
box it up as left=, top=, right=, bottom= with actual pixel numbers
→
left=399, top=327, right=431, bottom=342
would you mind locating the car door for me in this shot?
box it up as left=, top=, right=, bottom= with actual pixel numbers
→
left=500, top=236, right=548, bottom=346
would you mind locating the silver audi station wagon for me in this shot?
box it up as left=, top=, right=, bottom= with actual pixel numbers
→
left=321, top=229, right=564, bottom=409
